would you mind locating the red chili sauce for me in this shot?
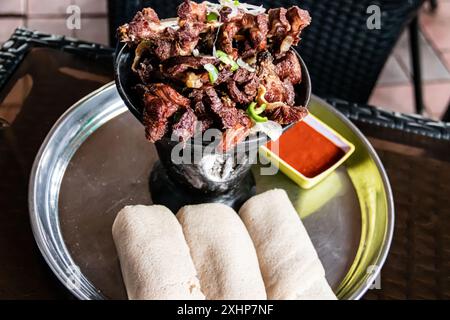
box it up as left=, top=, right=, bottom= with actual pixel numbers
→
left=267, top=121, right=345, bottom=178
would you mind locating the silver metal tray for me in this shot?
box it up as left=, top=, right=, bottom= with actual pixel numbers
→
left=29, top=82, right=394, bottom=300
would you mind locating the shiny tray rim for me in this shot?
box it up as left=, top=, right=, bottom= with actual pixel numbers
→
left=28, top=82, right=394, bottom=300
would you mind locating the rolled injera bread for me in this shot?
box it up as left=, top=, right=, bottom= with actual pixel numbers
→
left=177, top=203, right=267, bottom=300
left=112, top=205, right=205, bottom=300
left=238, top=189, right=337, bottom=300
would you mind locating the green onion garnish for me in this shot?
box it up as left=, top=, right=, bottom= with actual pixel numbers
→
left=207, top=12, right=219, bottom=22
left=247, top=102, right=268, bottom=122
left=204, top=63, right=219, bottom=83
left=215, top=50, right=239, bottom=72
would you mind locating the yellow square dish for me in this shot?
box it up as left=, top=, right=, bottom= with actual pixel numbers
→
left=260, top=114, right=355, bottom=189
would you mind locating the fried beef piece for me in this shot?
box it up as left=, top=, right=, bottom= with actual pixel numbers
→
left=119, top=1, right=208, bottom=61
left=135, top=57, right=166, bottom=84
left=150, top=83, right=190, bottom=107
left=204, top=87, right=240, bottom=129
left=257, top=51, right=289, bottom=103
left=189, top=89, right=215, bottom=131
left=163, top=55, right=234, bottom=88
left=220, top=21, right=240, bottom=58
left=118, top=8, right=161, bottom=43
left=241, top=13, right=269, bottom=53
left=227, top=81, right=247, bottom=104
left=178, top=0, right=206, bottom=22
left=143, top=94, right=174, bottom=142
left=257, top=51, right=308, bottom=124
left=196, top=25, right=217, bottom=53
left=152, top=27, right=177, bottom=61
left=176, top=0, right=207, bottom=56
left=268, top=8, right=290, bottom=39
left=164, top=56, right=218, bottom=76
left=282, top=79, right=296, bottom=106
left=172, top=107, right=198, bottom=142
left=152, top=1, right=207, bottom=60
left=266, top=104, right=308, bottom=125
left=274, top=50, right=302, bottom=85
left=219, top=6, right=244, bottom=23
left=189, top=89, right=207, bottom=114
left=218, top=110, right=252, bottom=152
left=267, top=6, right=311, bottom=53
left=220, top=12, right=268, bottom=59
left=216, top=66, right=235, bottom=85
left=286, top=6, right=311, bottom=42
left=142, top=83, right=190, bottom=142
left=226, top=68, right=259, bottom=104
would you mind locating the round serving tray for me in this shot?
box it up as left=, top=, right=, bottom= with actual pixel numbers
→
left=29, top=82, right=393, bottom=300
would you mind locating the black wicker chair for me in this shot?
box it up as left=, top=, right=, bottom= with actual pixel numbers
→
left=108, top=0, right=424, bottom=110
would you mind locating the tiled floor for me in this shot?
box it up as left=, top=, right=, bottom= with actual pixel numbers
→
left=0, top=0, right=108, bottom=45
left=370, top=0, right=450, bottom=120
left=0, top=1, right=449, bottom=119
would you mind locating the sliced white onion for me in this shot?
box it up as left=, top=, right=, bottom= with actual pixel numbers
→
left=238, top=2, right=266, bottom=15
left=229, top=6, right=239, bottom=18
left=250, top=120, right=283, bottom=141
left=219, top=0, right=236, bottom=8
left=160, top=18, right=179, bottom=30
left=237, top=58, right=256, bottom=72
left=192, top=48, right=200, bottom=57
left=219, top=0, right=239, bottom=18
left=205, top=1, right=221, bottom=15
left=205, top=1, right=266, bottom=17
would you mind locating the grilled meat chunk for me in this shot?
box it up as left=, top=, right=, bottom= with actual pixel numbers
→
left=218, top=110, right=252, bottom=152
left=274, top=50, right=302, bottom=85
left=266, top=104, right=308, bottom=125
left=257, top=51, right=289, bottom=103
left=165, top=56, right=218, bottom=75
left=267, top=7, right=290, bottom=47
left=220, top=12, right=268, bottom=59
left=163, top=55, right=218, bottom=85
left=286, top=6, right=311, bottom=42
left=118, top=8, right=161, bottom=44
left=172, top=107, right=198, bottom=142
left=176, top=0, right=207, bottom=56
left=226, top=68, right=259, bottom=104
left=257, top=51, right=308, bottom=123
left=142, top=83, right=190, bottom=142
left=189, top=89, right=216, bottom=131
left=204, top=87, right=240, bottom=129
left=119, top=1, right=209, bottom=60
left=242, top=13, right=269, bottom=53
left=267, top=6, right=311, bottom=53
left=177, top=0, right=207, bottom=22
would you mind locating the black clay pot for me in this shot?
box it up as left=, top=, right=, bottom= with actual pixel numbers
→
left=114, top=40, right=311, bottom=211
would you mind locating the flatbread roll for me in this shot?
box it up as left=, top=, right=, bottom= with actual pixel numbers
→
left=177, top=203, right=267, bottom=300
left=112, top=205, right=205, bottom=300
left=238, top=189, right=337, bottom=300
